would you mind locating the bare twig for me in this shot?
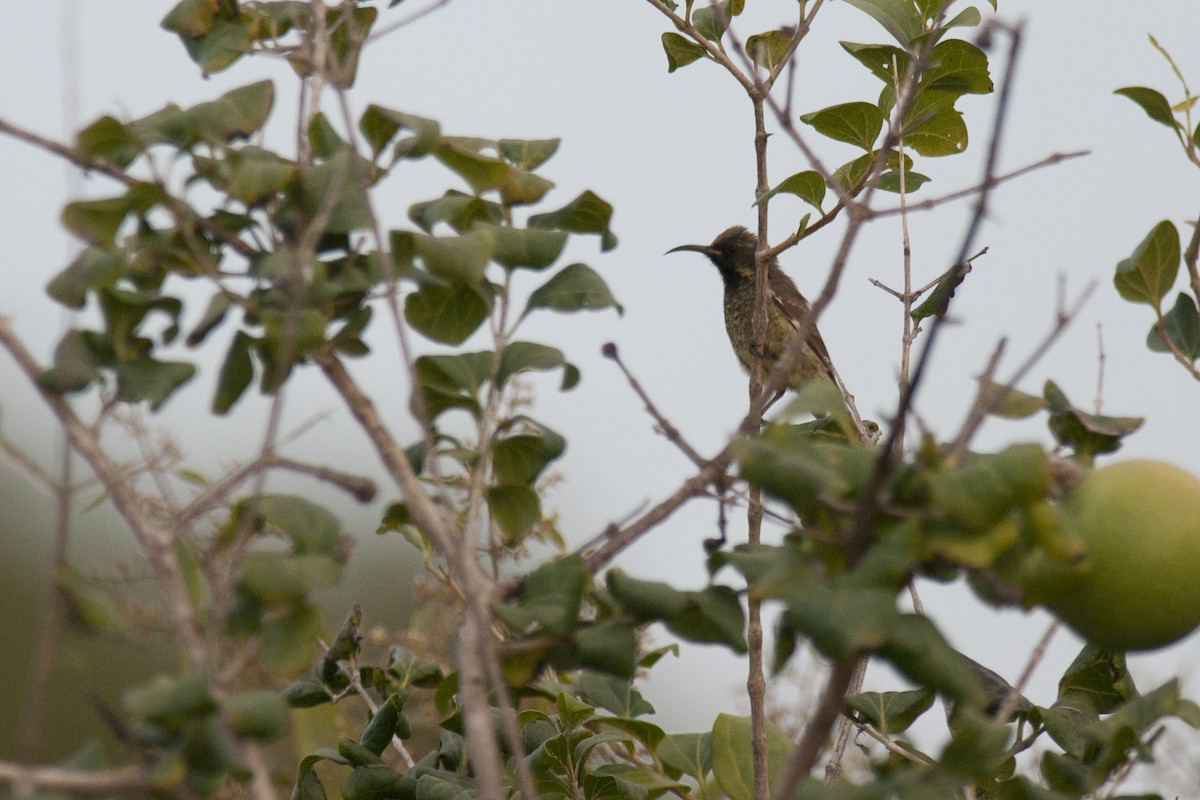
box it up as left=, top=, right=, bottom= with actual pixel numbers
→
left=602, top=342, right=706, bottom=468
left=994, top=619, right=1059, bottom=726
left=0, top=762, right=151, bottom=795
left=771, top=658, right=858, bottom=800
left=823, top=657, right=867, bottom=784
left=866, top=151, right=1089, bottom=220
left=0, top=318, right=208, bottom=668
left=0, top=117, right=257, bottom=259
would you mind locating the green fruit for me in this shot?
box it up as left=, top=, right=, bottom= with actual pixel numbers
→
left=1040, top=460, right=1200, bottom=651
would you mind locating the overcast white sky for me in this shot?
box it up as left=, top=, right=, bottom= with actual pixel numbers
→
left=4, top=0, right=1200, bottom=776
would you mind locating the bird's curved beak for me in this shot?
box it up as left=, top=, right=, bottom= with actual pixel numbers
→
left=665, top=243, right=716, bottom=257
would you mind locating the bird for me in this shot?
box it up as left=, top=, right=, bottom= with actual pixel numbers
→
left=667, top=225, right=839, bottom=401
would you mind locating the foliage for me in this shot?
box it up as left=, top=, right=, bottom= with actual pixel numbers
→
left=1113, top=37, right=1200, bottom=382
left=2, top=2, right=1198, bottom=800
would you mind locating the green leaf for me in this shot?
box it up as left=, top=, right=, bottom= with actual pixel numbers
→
left=754, top=170, right=826, bottom=210
left=1114, top=219, right=1180, bottom=308
left=488, top=485, right=542, bottom=542
left=254, top=495, right=343, bottom=555
left=800, top=101, right=884, bottom=151
left=1147, top=291, right=1200, bottom=360
left=500, top=167, right=555, bottom=206
left=710, top=714, right=790, bottom=800
left=493, top=430, right=566, bottom=485
left=529, top=190, right=618, bottom=251
left=178, top=80, right=275, bottom=143
left=925, top=39, right=993, bottom=95
left=1043, top=381, right=1143, bottom=464
left=498, top=342, right=579, bottom=390
left=38, top=330, right=104, bottom=393
left=47, top=247, right=126, bottom=308
left=607, top=574, right=746, bottom=650
left=1115, top=86, right=1178, bottom=128
left=321, top=6, right=377, bottom=88
left=784, top=584, right=897, bottom=660
left=361, top=694, right=404, bottom=755
left=876, top=168, right=930, bottom=193
left=223, top=146, right=298, bottom=205
left=662, top=32, right=709, bottom=73
left=76, top=116, right=141, bottom=169
left=879, top=615, right=988, bottom=708
left=124, top=673, right=216, bottom=729
left=910, top=258, right=972, bottom=322
left=240, top=552, right=343, bottom=605
left=227, top=690, right=290, bottom=741
left=734, top=435, right=850, bottom=520
left=161, top=0, right=233, bottom=38
left=409, top=191, right=504, bottom=234
left=341, top=765, right=414, bottom=800
left=577, top=672, right=655, bottom=718
left=177, top=18, right=255, bottom=76
left=840, top=41, right=908, bottom=85
left=692, top=3, right=732, bottom=41
left=360, top=105, right=441, bottom=160
left=846, top=688, right=935, bottom=734
left=387, top=646, right=444, bottom=688
left=405, top=283, right=492, bottom=345
left=903, top=90, right=968, bottom=156
left=842, top=0, right=925, bottom=45
left=481, top=225, right=568, bottom=271
left=186, top=293, right=234, bottom=347
left=939, top=709, right=1012, bottom=781
left=658, top=733, right=713, bottom=781
left=298, top=150, right=372, bottom=234
left=556, top=692, right=596, bottom=729
left=979, top=380, right=1045, bottom=419
left=261, top=605, right=326, bottom=676
left=59, top=566, right=129, bottom=633
left=499, top=138, right=560, bottom=170
left=61, top=195, right=137, bottom=246
left=574, top=624, right=638, bottom=679
left=435, top=138, right=510, bottom=194
left=213, top=331, right=254, bottom=415
left=746, top=29, right=793, bottom=73
left=523, top=263, right=623, bottom=317
left=516, top=555, right=588, bottom=636
left=409, top=229, right=494, bottom=284
left=114, top=359, right=196, bottom=410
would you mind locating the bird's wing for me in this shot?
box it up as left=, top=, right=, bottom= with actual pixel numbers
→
left=769, top=268, right=835, bottom=368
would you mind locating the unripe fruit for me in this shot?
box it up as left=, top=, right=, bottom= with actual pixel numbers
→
left=1038, top=460, right=1200, bottom=651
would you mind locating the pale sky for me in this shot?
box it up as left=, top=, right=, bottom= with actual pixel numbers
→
left=3, top=0, right=1200, bottom=780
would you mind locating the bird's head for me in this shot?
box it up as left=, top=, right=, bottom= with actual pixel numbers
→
left=667, top=226, right=759, bottom=283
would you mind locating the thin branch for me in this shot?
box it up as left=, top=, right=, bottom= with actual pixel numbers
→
left=581, top=451, right=732, bottom=574
left=0, top=117, right=257, bottom=259
left=949, top=281, right=1097, bottom=458
left=823, top=657, right=867, bottom=785
left=0, top=318, right=208, bottom=668
left=858, top=722, right=933, bottom=765
left=866, top=150, right=1089, bottom=220
left=641, top=0, right=757, bottom=96
left=369, top=0, right=454, bottom=42
left=602, top=342, right=705, bottom=467
left=0, top=761, right=151, bottom=795
left=994, top=619, right=1059, bottom=726
left=771, top=658, right=858, bottom=800
left=1184, top=211, right=1200, bottom=303
left=846, top=21, right=1026, bottom=562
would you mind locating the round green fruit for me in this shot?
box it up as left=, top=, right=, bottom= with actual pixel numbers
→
left=1039, top=460, right=1200, bottom=651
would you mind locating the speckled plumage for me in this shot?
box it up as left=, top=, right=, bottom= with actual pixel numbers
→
left=669, top=226, right=836, bottom=393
